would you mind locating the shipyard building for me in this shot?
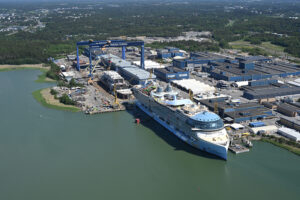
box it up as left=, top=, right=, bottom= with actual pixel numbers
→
left=198, top=99, right=273, bottom=123
left=202, top=60, right=300, bottom=82
left=154, top=67, right=189, bottom=82
left=157, top=47, right=184, bottom=59
left=100, top=54, right=156, bottom=85
left=173, top=52, right=229, bottom=69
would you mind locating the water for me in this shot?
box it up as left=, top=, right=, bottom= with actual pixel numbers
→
left=0, top=70, right=299, bottom=200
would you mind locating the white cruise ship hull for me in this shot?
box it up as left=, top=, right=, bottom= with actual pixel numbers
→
left=136, top=102, right=228, bottom=160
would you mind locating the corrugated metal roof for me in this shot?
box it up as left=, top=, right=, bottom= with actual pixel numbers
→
left=122, top=67, right=156, bottom=80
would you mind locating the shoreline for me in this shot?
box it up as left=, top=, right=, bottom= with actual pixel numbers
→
left=0, top=64, right=55, bottom=83
left=260, top=137, right=300, bottom=156
left=32, top=88, right=81, bottom=112
left=0, top=64, right=49, bottom=71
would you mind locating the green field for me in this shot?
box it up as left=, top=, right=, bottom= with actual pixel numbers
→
left=229, top=40, right=286, bottom=57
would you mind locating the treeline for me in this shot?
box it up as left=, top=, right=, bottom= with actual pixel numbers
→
left=1, top=1, right=300, bottom=64
left=146, top=40, right=220, bottom=52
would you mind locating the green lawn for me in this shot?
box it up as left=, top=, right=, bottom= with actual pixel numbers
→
left=261, top=42, right=285, bottom=52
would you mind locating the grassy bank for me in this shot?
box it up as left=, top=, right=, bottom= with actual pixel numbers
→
left=261, top=138, right=300, bottom=156
left=35, top=68, right=56, bottom=83
left=0, top=64, right=55, bottom=83
left=32, top=88, right=80, bottom=112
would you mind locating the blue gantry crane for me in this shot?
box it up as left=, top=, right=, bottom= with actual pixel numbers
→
left=76, top=40, right=145, bottom=77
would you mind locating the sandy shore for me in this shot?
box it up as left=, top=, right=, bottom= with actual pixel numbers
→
left=0, top=64, right=49, bottom=70
left=40, top=88, right=80, bottom=110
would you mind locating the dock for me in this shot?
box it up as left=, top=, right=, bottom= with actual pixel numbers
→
left=229, top=144, right=250, bottom=154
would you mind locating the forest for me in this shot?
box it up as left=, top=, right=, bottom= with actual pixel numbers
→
left=1, top=0, right=300, bottom=64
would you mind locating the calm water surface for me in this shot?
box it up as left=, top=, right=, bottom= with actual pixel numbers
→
left=0, top=70, right=299, bottom=200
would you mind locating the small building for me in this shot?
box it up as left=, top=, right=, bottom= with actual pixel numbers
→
left=60, top=71, right=75, bottom=82
left=278, top=127, right=300, bottom=141
left=154, top=67, right=189, bottom=82
left=67, top=55, right=76, bottom=61
left=250, top=125, right=278, bottom=135
left=230, top=123, right=244, bottom=130
left=249, top=121, right=266, bottom=127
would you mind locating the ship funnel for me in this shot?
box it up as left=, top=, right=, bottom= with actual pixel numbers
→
left=165, top=83, right=173, bottom=93
left=156, top=86, right=163, bottom=93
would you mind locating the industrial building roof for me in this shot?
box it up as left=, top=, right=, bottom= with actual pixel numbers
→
left=250, top=125, right=278, bottom=134
left=133, top=60, right=165, bottom=69
left=122, top=67, right=156, bottom=80
left=155, top=66, right=186, bottom=74
left=278, top=127, right=300, bottom=141
left=243, top=86, right=300, bottom=99
left=225, top=107, right=272, bottom=119
left=100, top=54, right=156, bottom=81
left=172, top=79, right=215, bottom=94
left=207, top=60, right=300, bottom=80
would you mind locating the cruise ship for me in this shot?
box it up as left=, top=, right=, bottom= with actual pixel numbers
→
left=132, top=82, right=229, bottom=160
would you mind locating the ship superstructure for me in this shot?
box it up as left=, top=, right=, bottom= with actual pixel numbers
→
left=132, top=82, right=229, bottom=160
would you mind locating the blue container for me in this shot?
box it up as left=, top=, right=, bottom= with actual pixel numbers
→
left=249, top=121, right=266, bottom=127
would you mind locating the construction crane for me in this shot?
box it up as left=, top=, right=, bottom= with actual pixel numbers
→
left=87, top=58, right=101, bottom=85
left=76, top=40, right=145, bottom=71
left=214, top=102, right=219, bottom=114
left=113, top=83, right=120, bottom=108
left=189, top=89, right=194, bottom=101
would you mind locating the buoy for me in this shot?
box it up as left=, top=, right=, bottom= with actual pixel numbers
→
left=135, top=118, right=140, bottom=124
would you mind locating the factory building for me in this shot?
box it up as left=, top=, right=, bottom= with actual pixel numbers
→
left=202, top=60, right=300, bottom=81
left=235, top=56, right=271, bottom=63
left=173, top=52, right=228, bottom=69
left=278, top=127, right=300, bottom=142
left=154, top=67, right=189, bottom=82
left=262, top=101, right=278, bottom=110
left=276, top=103, right=300, bottom=117
left=100, top=54, right=156, bottom=85
left=199, top=99, right=273, bottom=123
left=157, top=47, right=184, bottom=59
left=243, top=84, right=300, bottom=100
left=279, top=117, right=300, bottom=132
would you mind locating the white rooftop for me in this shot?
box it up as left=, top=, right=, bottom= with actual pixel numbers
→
left=278, top=127, right=300, bottom=141
left=133, top=60, right=165, bottom=69
left=172, top=79, right=215, bottom=94
left=250, top=125, right=278, bottom=134
left=61, top=71, right=75, bottom=77
left=230, top=123, right=244, bottom=130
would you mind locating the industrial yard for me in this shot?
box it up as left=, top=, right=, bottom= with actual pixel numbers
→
left=44, top=39, right=300, bottom=156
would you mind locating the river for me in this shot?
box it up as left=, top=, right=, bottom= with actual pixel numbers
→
left=0, top=70, right=299, bottom=200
